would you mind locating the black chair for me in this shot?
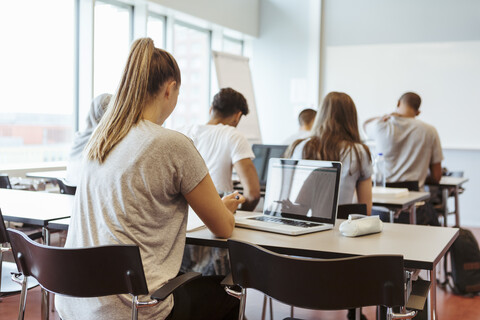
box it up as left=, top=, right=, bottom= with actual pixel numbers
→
left=55, top=178, right=77, bottom=195
left=337, top=204, right=368, bottom=220
left=224, top=240, right=430, bottom=320
left=0, top=173, right=12, bottom=189
left=0, top=209, right=39, bottom=299
left=386, top=181, right=419, bottom=192
left=7, top=228, right=201, bottom=320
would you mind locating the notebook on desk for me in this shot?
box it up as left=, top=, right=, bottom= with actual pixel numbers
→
left=236, top=158, right=341, bottom=235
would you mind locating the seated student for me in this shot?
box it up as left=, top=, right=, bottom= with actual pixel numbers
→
left=285, top=92, right=373, bottom=215
left=55, top=38, right=243, bottom=320
left=177, top=87, right=260, bottom=211
left=65, top=93, right=112, bottom=187
left=363, top=92, right=443, bottom=187
left=178, top=88, right=260, bottom=276
left=363, top=92, right=443, bottom=226
left=283, top=108, right=317, bottom=145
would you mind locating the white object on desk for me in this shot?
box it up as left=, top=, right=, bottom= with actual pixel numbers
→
left=339, top=215, right=383, bottom=237
left=372, top=186, right=409, bottom=198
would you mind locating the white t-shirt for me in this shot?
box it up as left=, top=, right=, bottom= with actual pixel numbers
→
left=291, top=139, right=373, bottom=205
left=177, top=124, right=254, bottom=194
left=283, top=130, right=311, bottom=146
left=364, top=116, right=443, bottom=187
left=56, top=120, right=208, bottom=320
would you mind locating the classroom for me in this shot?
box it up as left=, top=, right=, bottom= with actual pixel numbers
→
left=0, top=0, right=479, bottom=319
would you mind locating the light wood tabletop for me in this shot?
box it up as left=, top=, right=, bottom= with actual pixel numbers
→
left=372, top=191, right=430, bottom=209
left=25, top=170, right=67, bottom=181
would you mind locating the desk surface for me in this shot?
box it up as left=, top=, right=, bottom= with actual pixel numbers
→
left=187, top=212, right=458, bottom=270
left=25, top=170, right=67, bottom=181
left=435, top=176, right=469, bottom=187
left=372, top=191, right=430, bottom=209
left=0, top=189, right=73, bottom=226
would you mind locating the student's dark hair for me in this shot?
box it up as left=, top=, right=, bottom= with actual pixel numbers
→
left=285, top=92, right=371, bottom=174
left=86, top=37, right=181, bottom=163
left=298, top=108, right=317, bottom=126
left=211, top=88, right=249, bottom=118
left=399, top=92, right=421, bottom=111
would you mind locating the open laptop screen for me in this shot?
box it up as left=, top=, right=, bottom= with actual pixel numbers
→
left=263, top=159, right=341, bottom=224
left=252, top=144, right=288, bottom=186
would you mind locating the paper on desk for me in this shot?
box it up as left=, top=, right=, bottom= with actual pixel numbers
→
left=187, top=206, right=206, bottom=232
left=372, top=186, right=409, bottom=198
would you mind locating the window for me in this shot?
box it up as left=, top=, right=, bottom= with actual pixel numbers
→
left=169, top=22, right=211, bottom=129
left=0, top=0, right=75, bottom=164
left=223, top=37, right=244, bottom=56
left=147, top=13, right=166, bottom=49
left=93, top=1, right=132, bottom=98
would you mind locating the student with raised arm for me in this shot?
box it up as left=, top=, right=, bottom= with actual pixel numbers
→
left=55, top=38, right=243, bottom=320
left=363, top=92, right=443, bottom=187
left=285, top=92, right=373, bottom=215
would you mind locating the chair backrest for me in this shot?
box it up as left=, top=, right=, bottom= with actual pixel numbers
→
left=0, top=209, right=9, bottom=244
left=56, top=179, right=77, bottom=195
left=7, top=228, right=149, bottom=297
left=386, top=181, right=419, bottom=192
left=337, top=204, right=367, bottom=220
left=228, top=240, right=405, bottom=310
left=0, top=174, right=12, bottom=189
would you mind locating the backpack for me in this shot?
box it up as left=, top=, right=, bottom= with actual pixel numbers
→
left=447, top=228, right=480, bottom=295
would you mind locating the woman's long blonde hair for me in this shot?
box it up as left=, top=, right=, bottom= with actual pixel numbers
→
left=285, top=91, right=371, bottom=171
left=86, top=37, right=181, bottom=163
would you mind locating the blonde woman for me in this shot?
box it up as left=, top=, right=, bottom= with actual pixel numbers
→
left=285, top=91, right=373, bottom=214
left=56, top=38, right=243, bottom=320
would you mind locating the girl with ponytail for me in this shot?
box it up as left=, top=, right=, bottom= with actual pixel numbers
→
left=56, top=38, right=242, bottom=320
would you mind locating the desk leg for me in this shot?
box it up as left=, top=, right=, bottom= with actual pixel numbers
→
left=41, top=227, right=50, bottom=320
left=409, top=205, right=416, bottom=225
left=454, top=186, right=460, bottom=227
left=442, top=188, right=449, bottom=227
left=427, top=268, right=437, bottom=320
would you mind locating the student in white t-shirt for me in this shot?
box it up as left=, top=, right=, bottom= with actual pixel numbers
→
left=363, top=92, right=443, bottom=187
left=178, top=87, right=260, bottom=211
left=179, top=88, right=260, bottom=276
left=283, top=108, right=317, bottom=145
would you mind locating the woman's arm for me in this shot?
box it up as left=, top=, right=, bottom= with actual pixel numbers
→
left=184, top=173, right=245, bottom=238
left=356, top=178, right=373, bottom=215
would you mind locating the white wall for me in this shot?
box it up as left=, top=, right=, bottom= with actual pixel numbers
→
left=321, top=0, right=480, bottom=226
left=250, top=0, right=321, bottom=144
left=150, top=0, right=260, bottom=37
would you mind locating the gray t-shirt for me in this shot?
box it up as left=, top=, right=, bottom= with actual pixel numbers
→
left=56, top=120, right=208, bottom=320
left=291, top=139, right=373, bottom=205
left=364, top=116, right=443, bottom=187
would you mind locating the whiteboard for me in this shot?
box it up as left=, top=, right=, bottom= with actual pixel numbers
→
left=323, top=41, right=480, bottom=150
left=213, top=51, right=262, bottom=144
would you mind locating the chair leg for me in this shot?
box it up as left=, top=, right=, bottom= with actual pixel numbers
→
left=238, top=288, right=247, bottom=320
left=261, top=295, right=267, bottom=320
left=17, top=276, right=28, bottom=320
left=131, top=295, right=138, bottom=320
left=290, top=305, right=294, bottom=318
left=269, top=297, right=274, bottom=320
left=355, top=308, right=361, bottom=320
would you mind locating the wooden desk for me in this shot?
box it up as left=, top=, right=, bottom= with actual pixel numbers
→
left=0, top=188, right=73, bottom=320
left=25, top=170, right=67, bottom=181
left=188, top=214, right=458, bottom=320
left=372, top=191, right=431, bottom=224
left=427, top=177, right=469, bottom=227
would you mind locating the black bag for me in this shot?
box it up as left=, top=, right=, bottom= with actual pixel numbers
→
left=448, top=228, right=480, bottom=295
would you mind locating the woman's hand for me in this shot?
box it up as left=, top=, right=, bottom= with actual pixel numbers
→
left=222, top=191, right=246, bottom=213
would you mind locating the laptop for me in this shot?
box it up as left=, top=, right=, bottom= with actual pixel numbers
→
left=251, top=144, right=289, bottom=187
left=236, top=158, right=342, bottom=236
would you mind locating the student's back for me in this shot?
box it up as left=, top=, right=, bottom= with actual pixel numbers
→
left=366, top=116, right=442, bottom=187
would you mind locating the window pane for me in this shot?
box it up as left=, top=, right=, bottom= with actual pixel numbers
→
left=147, top=14, right=165, bottom=49
left=0, top=0, right=75, bottom=164
left=94, top=1, right=132, bottom=97
left=223, top=37, right=243, bottom=56
left=170, top=23, right=210, bottom=129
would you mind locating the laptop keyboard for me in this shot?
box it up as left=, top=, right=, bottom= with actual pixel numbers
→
left=249, top=216, right=323, bottom=228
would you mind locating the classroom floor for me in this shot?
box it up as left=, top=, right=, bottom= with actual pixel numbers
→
left=1, top=228, right=480, bottom=320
